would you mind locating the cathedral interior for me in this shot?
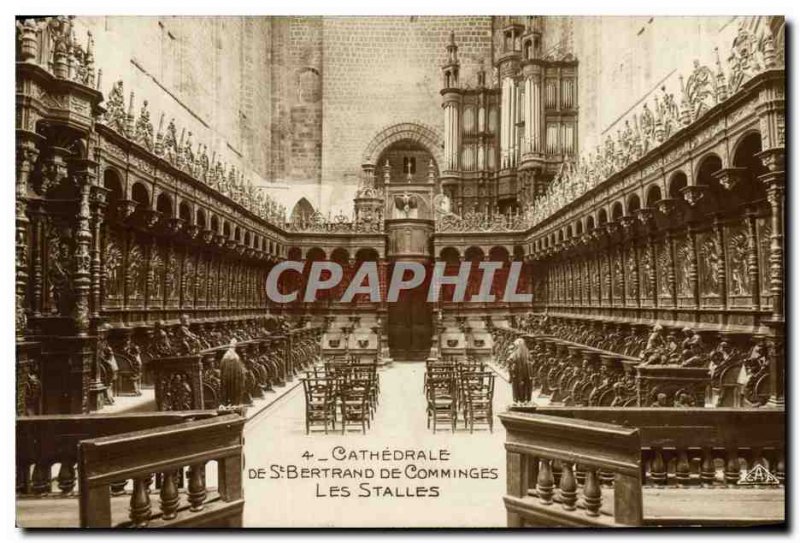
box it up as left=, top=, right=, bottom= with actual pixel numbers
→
left=15, top=15, right=786, bottom=528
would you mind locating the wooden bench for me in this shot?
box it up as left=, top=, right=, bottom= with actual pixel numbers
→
left=500, top=407, right=785, bottom=527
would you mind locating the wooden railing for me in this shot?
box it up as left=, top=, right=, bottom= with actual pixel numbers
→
left=79, top=414, right=245, bottom=528
left=17, top=410, right=245, bottom=528
left=17, top=411, right=217, bottom=496
left=502, top=411, right=642, bottom=527
left=501, top=407, right=785, bottom=527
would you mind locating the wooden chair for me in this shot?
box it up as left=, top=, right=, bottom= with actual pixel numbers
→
left=340, top=379, right=371, bottom=434
left=302, top=378, right=337, bottom=434
left=461, top=371, right=495, bottom=433
left=426, top=374, right=457, bottom=433
left=352, top=364, right=379, bottom=415
left=424, top=361, right=455, bottom=395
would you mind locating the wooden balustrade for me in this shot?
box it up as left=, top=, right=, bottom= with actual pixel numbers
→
left=16, top=411, right=219, bottom=498
left=501, top=407, right=785, bottom=527
left=78, top=413, right=245, bottom=528
left=502, top=411, right=642, bottom=526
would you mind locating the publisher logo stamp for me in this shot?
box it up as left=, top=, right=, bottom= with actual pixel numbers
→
left=737, top=465, right=780, bottom=486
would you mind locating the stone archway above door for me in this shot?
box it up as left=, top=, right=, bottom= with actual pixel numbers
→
left=361, top=122, right=444, bottom=172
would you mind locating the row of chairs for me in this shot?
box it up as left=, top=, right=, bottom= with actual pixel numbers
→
left=302, top=358, right=380, bottom=434
left=425, top=358, right=495, bottom=433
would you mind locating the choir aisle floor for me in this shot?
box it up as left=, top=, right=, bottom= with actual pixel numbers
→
left=242, top=361, right=513, bottom=528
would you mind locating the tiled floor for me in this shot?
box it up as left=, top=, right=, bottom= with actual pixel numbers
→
left=242, top=361, right=514, bottom=527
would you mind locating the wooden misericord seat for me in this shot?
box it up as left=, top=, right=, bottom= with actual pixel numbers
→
left=112, top=351, right=142, bottom=397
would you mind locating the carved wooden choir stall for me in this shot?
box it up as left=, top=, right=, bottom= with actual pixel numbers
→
left=15, top=16, right=322, bottom=528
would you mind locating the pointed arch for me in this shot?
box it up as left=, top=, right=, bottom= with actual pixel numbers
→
left=290, top=197, right=315, bottom=223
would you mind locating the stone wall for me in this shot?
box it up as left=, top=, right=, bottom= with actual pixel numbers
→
left=77, top=16, right=273, bottom=182
left=320, top=16, right=495, bottom=212
left=78, top=15, right=766, bottom=216
left=269, top=16, right=323, bottom=191
left=541, top=16, right=743, bottom=153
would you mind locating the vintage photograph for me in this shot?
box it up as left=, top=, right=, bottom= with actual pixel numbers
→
left=13, top=12, right=786, bottom=529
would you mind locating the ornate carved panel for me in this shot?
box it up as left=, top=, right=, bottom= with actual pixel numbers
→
left=697, top=230, right=722, bottom=305
left=675, top=237, right=693, bottom=303
left=126, top=235, right=146, bottom=306
left=600, top=257, right=610, bottom=302
left=182, top=255, right=195, bottom=308
left=165, top=245, right=180, bottom=306
left=45, top=219, right=75, bottom=317
left=625, top=246, right=639, bottom=302
left=148, top=243, right=165, bottom=307
left=103, top=228, right=124, bottom=307
left=657, top=238, right=674, bottom=304
left=639, top=243, right=654, bottom=303
left=725, top=223, right=752, bottom=306
left=612, top=250, right=624, bottom=303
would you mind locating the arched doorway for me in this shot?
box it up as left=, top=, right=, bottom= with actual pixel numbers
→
left=376, top=140, right=438, bottom=186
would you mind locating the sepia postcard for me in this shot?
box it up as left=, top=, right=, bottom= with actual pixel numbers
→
left=13, top=11, right=787, bottom=530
